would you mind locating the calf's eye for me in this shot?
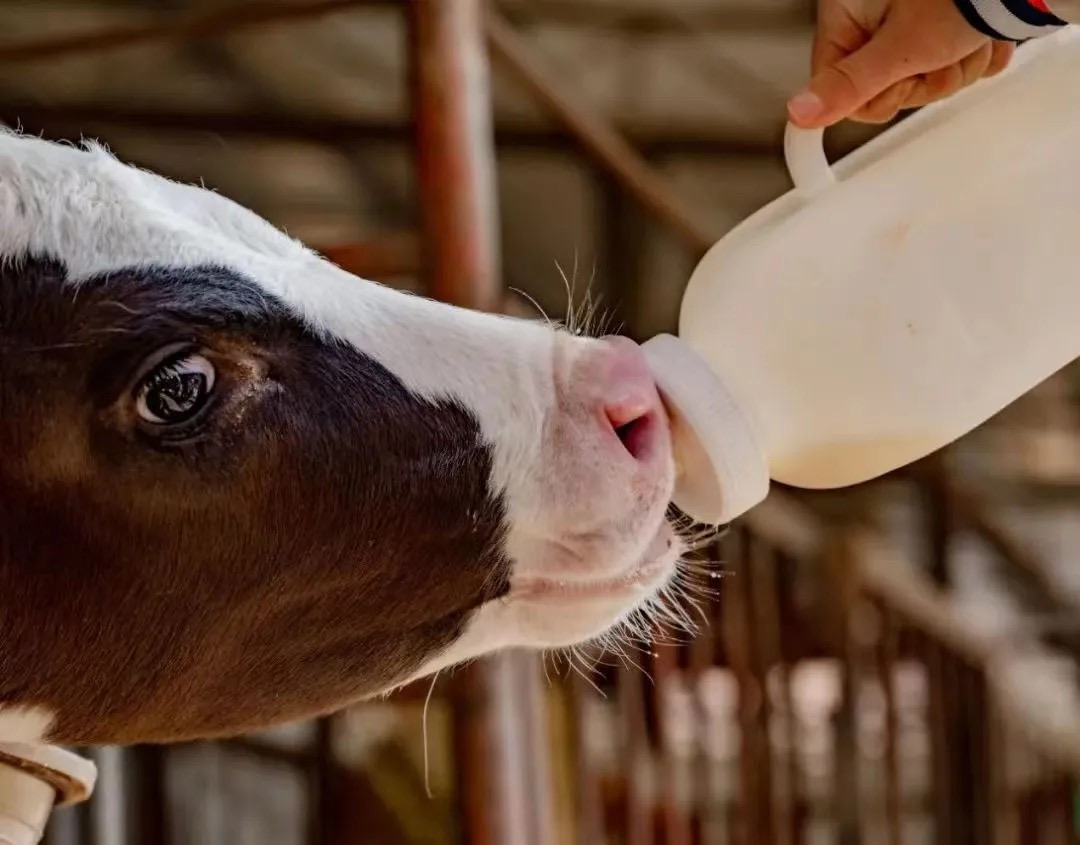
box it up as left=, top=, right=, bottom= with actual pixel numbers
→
left=136, top=353, right=216, bottom=426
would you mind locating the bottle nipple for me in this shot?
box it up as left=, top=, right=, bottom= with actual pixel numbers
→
left=642, top=334, right=770, bottom=525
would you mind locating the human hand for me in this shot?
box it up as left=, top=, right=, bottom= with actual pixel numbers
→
left=787, top=0, right=1016, bottom=128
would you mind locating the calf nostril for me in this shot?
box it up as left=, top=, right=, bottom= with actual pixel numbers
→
left=615, top=417, right=644, bottom=456
left=604, top=396, right=653, bottom=431
left=591, top=338, right=666, bottom=462
left=606, top=403, right=657, bottom=461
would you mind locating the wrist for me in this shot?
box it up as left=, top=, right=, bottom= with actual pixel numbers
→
left=953, top=0, right=1067, bottom=40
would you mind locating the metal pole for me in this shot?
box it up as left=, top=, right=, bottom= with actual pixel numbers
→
left=448, top=657, right=547, bottom=845
left=407, top=2, right=553, bottom=843
left=85, top=749, right=125, bottom=845
left=409, top=0, right=502, bottom=312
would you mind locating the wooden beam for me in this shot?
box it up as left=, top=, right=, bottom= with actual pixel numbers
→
left=0, top=1, right=388, bottom=64
left=0, top=99, right=782, bottom=157
left=496, top=0, right=813, bottom=33
left=484, top=9, right=717, bottom=255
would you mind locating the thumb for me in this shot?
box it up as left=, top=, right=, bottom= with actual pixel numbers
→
left=788, top=32, right=912, bottom=128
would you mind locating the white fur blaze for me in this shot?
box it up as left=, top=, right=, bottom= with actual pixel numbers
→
left=0, top=706, right=54, bottom=743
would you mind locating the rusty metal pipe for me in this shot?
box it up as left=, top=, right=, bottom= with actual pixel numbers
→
left=407, top=3, right=552, bottom=844
left=409, top=0, right=502, bottom=312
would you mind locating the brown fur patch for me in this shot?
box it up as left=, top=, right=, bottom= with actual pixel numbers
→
left=0, top=257, right=510, bottom=744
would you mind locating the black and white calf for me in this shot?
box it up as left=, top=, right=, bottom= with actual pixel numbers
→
left=0, top=132, right=686, bottom=745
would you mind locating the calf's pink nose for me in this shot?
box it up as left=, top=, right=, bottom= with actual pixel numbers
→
left=590, top=336, right=668, bottom=463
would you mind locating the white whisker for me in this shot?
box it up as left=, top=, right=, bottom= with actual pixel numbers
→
left=508, top=287, right=553, bottom=327
left=555, top=259, right=577, bottom=334
left=567, top=646, right=605, bottom=696
left=422, top=670, right=440, bottom=800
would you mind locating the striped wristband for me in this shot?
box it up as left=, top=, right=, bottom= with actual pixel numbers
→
left=954, top=0, right=1068, bottom=40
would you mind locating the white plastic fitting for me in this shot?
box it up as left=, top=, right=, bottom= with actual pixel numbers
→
left=642, top=333, right=769, bottom=525
left=0, top=745, right=97, bottom=845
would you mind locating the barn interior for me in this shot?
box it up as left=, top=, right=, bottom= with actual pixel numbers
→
left=2, top=1, right=1079, bottom=843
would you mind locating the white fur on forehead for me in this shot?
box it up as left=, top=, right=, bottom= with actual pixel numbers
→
left=0, top=131, right=310, bottom=282
left=0, top=131, right=472, bottom=342
left=0, top=131, right=538, bottom=352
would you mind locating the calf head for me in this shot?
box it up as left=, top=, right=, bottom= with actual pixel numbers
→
left=0, top=133, right=683, bottom=745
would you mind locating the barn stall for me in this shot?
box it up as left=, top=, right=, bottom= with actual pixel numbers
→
left=0, top=1, right=1077, bottom=842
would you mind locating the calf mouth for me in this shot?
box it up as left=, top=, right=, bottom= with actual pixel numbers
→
left=508, top=520, right=679, bottom=604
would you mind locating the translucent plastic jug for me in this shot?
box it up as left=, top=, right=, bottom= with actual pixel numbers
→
left=643, top=29, right=1080, bottom=526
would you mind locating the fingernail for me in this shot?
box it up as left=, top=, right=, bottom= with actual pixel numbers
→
left=787, top=90, right=824, bottom=122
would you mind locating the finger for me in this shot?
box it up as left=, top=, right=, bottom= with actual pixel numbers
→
left=986, top=40, right=1016, bottom=77
left=901, top=47, right=990, bottom=110
left=909, top=62, right=966, bottom=106
left=959, top=43, right=994, bottom=87
left=788, top=27, right=915, bottom=128
left=852, top=77, right=916, bottom=123
left=902, top=75, right=935, bottom=108
left=903, top=43, right=1003, bottom=110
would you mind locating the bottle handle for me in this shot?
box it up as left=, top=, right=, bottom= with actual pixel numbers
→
left=784, top=122, right=835, bottom=198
